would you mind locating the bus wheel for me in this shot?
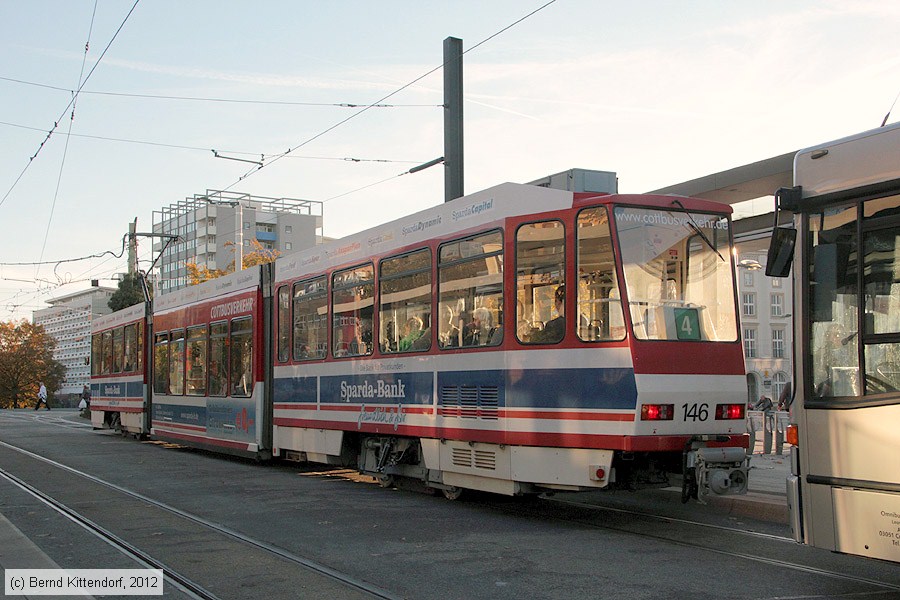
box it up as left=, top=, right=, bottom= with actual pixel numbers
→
left=442, top=486, right=464, bottom=501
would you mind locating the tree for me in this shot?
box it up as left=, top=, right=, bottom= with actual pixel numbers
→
left=109, top=272, right=149, bottom=312
left=0, top=320, right=66, bottom=408
left=186, top=239, right=280, bottom=285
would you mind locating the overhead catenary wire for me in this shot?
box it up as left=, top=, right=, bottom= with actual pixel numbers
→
left=0, top=0, right=141, bottom=211
left=36, top=0, right=100, bottom=278
left=0, top=77, right=442, bottom=108
left=223, top=0, right=559, bottom=190
left=0, top=120, right=424, bottom=165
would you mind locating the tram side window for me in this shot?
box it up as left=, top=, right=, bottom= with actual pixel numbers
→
left=516, top=221, right=565, bottom=344
left=169, top=329, right=185, bottom=396
left=153, top=332, right=169, bottom=394
left=230, top=317, right=253, bottom=397
left=101, top=330, right=113, bottom=375
left=380, top=249, right=432, bottom=353
left=293, top=277, right=327, bottom=361
left=112, top=327, right=124, bottom=373
left=576, top=207, right=626, bottom=342
left=136, top=322, right=143, bottom=373
left=332, top=265, right=374, bottom=358
left=277, top=285, right=290, bottom=363
left=209, top=321, right=228, bottom=397
left=123, top=324, right=137, bottom=372
left=91, top=333, right=102, bottom=376
left=186, top=325, right=207, bottom=396
left=438, top=230, right=504, bottom=349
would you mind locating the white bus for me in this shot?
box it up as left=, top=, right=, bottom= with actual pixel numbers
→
left=767, top=122, right=900, bottom=563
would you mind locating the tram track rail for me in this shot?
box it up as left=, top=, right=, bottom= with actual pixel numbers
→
left=0, top=466, right=219, bottom=600
left=485, top=494, right=900, bottom=594
left=1, top=422, right=897, bottom=598
left=0, top=439, right=403, bottom=600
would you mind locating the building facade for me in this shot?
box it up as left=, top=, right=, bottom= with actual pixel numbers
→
left=153, top=190, right=323, bottom=294
left=32, top=285, right=116, bottom=398
left=733, top=213, right=794, bottom=408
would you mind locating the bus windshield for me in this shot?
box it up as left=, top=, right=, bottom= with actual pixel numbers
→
left=614, top=206, right=738, bottom=342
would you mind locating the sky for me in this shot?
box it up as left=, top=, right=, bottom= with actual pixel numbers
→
left=1, top=0, right=898, bottom=321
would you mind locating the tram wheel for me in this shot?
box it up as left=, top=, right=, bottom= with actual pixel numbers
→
left=376, top=474, right=395, bottom=488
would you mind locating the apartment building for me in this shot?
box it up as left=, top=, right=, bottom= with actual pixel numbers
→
left=153, top=190, right=323, bottom=294
left=32, top=285, right=116, bottom=398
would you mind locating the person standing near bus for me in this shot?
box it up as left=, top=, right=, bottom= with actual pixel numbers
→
left=34, top=381, right=49, bottom=410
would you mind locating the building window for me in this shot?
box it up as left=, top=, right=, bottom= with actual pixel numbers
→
left=244, top=221, right=250, bottom=229
left=285, top=242, right=292, bottom=251
left=743, top=327, right=757, bottom=358
left=285, top=225, right=293, bottom=234
left=773, top=372, right=788, bottom=405
left=743, top=270, right=755, bottom=287
left=771, top=277, right=781, bottom=288
left=771, top=293, right=784, bottom=317
left=772, top=328, right=785, bottom=358
left=742, top=292, right=756, bottom=317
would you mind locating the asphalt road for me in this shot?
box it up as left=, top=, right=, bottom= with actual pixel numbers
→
left=0, top=410, right=897, bottom=600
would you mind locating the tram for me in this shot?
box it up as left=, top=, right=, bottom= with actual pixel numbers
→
left=768, top=123, right=900, bottom=562
left=95, top=182, right=752, bottom=502
left=89, top=301, right=149, bottom=436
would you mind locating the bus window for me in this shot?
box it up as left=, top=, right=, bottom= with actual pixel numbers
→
left=438, top=230, right=503, bottom=349
left=101, top=330, right=113, bottom=375
left=332, top=265, right=374, bottom=358
left=860, top=195, right=900, bottom=395
left=112, top=328, right=124, bottom=373
left=209, top=321, right=228, bottom=397
left=169, top=329, right=185, bottom=396
left=809, top=204, right=860, bottom=398
left=123, top=324, right=137, bottom=372
left=91, top=333, right=102, bottom=376
left=516, top=221, right=565, bottom=344
left=293, top=277, right=327, bottom=361
left=380, top=249, right=432, bottom=354
left=277, top=285, right=290, bottom=363
left=230, top=317, right=253, bottom=397
left=577, top=207, right=625, bottom=341
left=186, top=325, right=208, bottom=396
left=153, top=332, right=169, bottom=394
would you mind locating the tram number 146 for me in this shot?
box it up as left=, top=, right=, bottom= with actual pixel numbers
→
left=682, top=403, right=709, bottom=422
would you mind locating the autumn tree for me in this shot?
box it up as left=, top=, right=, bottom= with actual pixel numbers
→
left=186, top=239, right=280, bottom=285
left=0, top=320, right=66, bottom=408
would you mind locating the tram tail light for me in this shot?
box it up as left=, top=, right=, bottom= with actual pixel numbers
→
left=715, top=403, right=745, bottom=420
left=786, top=424, right=798, bottom=446
left=640, top=404, right=674, bottom=421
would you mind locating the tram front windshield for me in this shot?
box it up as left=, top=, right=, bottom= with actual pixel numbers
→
left=614, top=206, right=738, bottom=342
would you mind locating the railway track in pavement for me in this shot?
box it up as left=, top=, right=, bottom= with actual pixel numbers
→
left=0, top=439, right=401, bottom=600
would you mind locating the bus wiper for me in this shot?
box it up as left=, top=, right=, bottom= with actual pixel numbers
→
left=671, top=199, right=726, bottom=262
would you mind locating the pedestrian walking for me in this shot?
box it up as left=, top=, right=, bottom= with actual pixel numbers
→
left=34, top=381, right=50, bottom=410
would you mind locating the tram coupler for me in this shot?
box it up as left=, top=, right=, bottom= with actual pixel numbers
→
left=682, top=436, right=749, bottom=504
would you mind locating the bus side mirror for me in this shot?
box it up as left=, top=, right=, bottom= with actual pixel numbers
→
left=765, top=187, right=800, bottom=278
left=766, top=227, right=796, bottom=278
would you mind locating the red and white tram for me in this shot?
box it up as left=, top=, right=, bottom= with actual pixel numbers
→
left=89, top=302, right=148, bottom=436
left=150, top=268, right=268, bottom=454
left=267, top=182, right=749, bottom=500
left=112, top=181, right=750, bottom=501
